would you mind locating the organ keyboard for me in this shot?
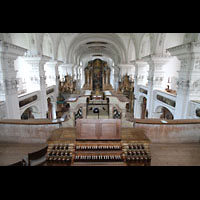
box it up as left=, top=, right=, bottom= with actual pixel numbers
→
left=46, top=141, right=151, bottom=166
left=73, top=142, right=124, bottom=166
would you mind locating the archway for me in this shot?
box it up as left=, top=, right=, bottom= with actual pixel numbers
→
left=57, top=39, right=66, bottom=62
left=140, top=96, right=147, bottom=119
left=155, top=106, right=174, bottom=120
left=42, top=33, right=54, bottom=58
left=139, top=33, right=151, bottom=59
left=127, top=38, right=136, bottom=63
left=21, top=106, right=38, bottom=120
left=47, top=95, right=57, bottom=120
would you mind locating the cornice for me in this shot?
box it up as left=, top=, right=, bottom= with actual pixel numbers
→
left=23, top=55, right=51, bottom=63
left=167, top=42, right=200, bottom=57
left=141, top=54, right=171, bottom=65
left=130, top=59, right=148, bottom=65
left=0, top=40, right=27, bottom=57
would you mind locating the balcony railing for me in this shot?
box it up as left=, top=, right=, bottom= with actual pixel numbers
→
left=18, top=91, right=40, bottom=108
left=154, top=90, right=177, bottom=108
left=138, top=85, right=148, bottom=95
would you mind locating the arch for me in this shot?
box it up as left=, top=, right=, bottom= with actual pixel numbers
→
left=154, top=33, right=188, bottom=56
left=26, top=33, right=38, bottom=56
left=164, top=33, right=185, bottom=51
left=57, top=38, right=66, bottom=62
left=9, top=33, right=29, bottom=49
left=138, top=33, right=152, bottom=59
left=21, top=106, right=39, bottom=119
left=67, top=33, right=127, bottom=65
left=155, top=105, right=174, bottom=120
left=127, top=38, right=136, bottom=63
left=8, top=33, right=40, bottom=56
left=42, top=33, right=54, bottom=58
left=183, top=33, right=196, bottom=43
left=154, top=33, right=167, bottom=55
left=138, top=95, right=147, bottom=119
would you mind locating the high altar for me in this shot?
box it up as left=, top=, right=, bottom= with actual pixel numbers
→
left=82, top=59, right=113, bottom=92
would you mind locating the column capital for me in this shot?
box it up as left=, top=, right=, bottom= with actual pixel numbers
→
left=118, top=63, right=134, bottom=68
left=45, top=59, right=64, bottom=66
left=167, top=42, right=200, bottom=59
left=141, top=54, right=171, bottom=65
left=0, top=41, right=27, bottom=59
left=23, top=55, right=51, bottom=65
left=130, top=59, right=148, bottom=66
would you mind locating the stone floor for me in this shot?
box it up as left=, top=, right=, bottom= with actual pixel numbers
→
left=0, top=142, right=200, bottom=166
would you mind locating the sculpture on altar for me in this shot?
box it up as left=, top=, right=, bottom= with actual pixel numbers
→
left=82, top=59, right=113, bottom=91
left=58, top=74, right=76, bottom=94
left=118, top=74, right=134, bottom=94
left=118, top=74, right=135, bottom=114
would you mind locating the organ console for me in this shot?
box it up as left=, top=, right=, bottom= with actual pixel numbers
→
left=46, top=141, right=151, bottom=166
left=46, top=120, right=151, bottom=166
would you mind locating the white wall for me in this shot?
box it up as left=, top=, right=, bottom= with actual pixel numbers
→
left=14, top=57, right=39, bottom=94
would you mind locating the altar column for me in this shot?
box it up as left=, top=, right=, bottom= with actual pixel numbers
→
left=142, top=55, right=170, bottom=118
left=24, top=55, right=51, bottom=118
left=167, top=42, right=200, bottom=119
left=0, top=41, right=27, bottom=119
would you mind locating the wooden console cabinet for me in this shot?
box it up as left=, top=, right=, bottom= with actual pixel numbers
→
left=76, top=119, right=121, bottom=140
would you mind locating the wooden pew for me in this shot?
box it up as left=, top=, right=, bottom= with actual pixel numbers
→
left=27, top=146, right=48, bottom=166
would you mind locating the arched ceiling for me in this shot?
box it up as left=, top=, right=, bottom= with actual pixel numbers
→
left=66, top=33, right=128, bottom=65
left=2, top=33, right=199, bottom=65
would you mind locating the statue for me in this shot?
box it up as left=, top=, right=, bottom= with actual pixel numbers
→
left=47, top=97, right=53, bottom=120
left=58, top=74, right=75, bottom=94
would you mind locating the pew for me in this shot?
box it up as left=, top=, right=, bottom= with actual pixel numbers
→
left=25, top=146, right=48, bottom=166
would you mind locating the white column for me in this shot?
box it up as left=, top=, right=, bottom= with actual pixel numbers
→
left=113, top=66, right=120, bottom=90
left=55, top=61, right=64, bottom=97
left=131, top=60, right=140, bottom=118
left=118, top=63, right=135, bottom=77
left=76, top=65, right=81, bottom=90
left=142, top=55, right=170, bottom=118
left=168, top=42, right=200, bottom=119
left=24, top=55, right=51, bottom=118
left=45, top=60, right=63, bottom=97
left=0, top=41, right=27, bottom=119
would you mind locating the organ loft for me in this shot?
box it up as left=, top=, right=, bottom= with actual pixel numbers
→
left=44, top=59, right=151, bottom=166
left=2, top=33, right=200, bottom=167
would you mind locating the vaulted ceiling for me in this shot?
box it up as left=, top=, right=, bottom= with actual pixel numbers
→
left=1, top=33, right=199, bottom=66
